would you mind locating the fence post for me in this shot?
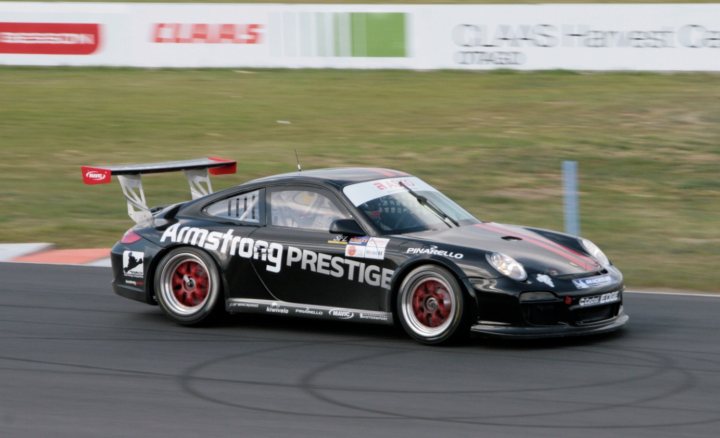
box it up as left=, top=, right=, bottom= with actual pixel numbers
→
left=563, top=160, right=580, bottom=236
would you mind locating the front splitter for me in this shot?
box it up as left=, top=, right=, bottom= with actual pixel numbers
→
left=470, top=313, right=629, bottom=339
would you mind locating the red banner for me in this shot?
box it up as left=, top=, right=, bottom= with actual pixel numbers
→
left=0, top=22, right=100, bottom=55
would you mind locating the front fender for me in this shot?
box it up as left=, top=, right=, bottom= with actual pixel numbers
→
left=387, top=254, right=483, bottom=316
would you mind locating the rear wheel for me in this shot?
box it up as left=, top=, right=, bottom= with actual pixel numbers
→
left=155, top=247, right=223, bottom=326
left=397, top=265, right=471, bottom=345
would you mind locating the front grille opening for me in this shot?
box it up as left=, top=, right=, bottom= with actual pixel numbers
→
left=572, top=303, right=620, bottom=325
left=522, top=301, right=621, bottom=327
left=522, top=302, right=567, bottom=326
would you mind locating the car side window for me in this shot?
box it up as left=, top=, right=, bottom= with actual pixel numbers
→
left=270, top=189, right=349, bottom=231
left=205, top=189, right=261, bottom=223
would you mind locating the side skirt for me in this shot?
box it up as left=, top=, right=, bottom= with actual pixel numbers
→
left=226, top=298, right=394, bottom=325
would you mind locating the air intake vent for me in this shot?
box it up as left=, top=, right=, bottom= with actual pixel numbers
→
left=501, top=235, right=522, bottom=241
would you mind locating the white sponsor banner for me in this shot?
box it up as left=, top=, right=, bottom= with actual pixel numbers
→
left=0, top=3, right=719, bottom=71
left=424, top=4, right=720, bottom=71
left=127, top=4, right=415, bottom=68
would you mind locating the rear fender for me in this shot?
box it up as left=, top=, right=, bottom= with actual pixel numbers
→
left=145, top=243, right=229, bottom=305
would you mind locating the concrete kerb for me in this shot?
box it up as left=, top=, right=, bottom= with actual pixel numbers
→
left=0, top=243, right=111, bottom=267
left=0, top=243, right=54, bottom=261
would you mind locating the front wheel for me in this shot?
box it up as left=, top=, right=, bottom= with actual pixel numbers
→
left=154, top=247, right=223, bottom=326
left=397, top=265, right=471, bottom=345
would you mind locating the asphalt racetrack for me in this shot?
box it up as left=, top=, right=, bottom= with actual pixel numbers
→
left=2, top=263, right=719, bottom=438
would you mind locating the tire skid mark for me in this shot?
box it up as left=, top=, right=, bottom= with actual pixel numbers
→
left=294, top=345, right=715, bottom=428
left=176, top=341, right=720, bottom=429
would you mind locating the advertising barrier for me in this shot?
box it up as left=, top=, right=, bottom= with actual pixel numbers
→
left=1, top=2, right=719, bottom=71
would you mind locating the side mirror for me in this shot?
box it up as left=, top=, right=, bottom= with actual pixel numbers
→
left=330, top=218, right=365, bottom=236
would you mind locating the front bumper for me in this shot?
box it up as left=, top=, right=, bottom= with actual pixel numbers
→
left=468, top=269, right=628, bottom=338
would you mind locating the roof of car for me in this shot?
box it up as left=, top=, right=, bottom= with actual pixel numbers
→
left=246, top=167, right=410, bottom=188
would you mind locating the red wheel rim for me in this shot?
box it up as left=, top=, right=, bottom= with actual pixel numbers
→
left=170, top=260, right=209, bottom=308
left=411, top=279, right=452, bottom=328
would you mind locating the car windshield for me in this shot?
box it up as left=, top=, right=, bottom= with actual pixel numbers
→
left=343, top=176, right=479, bottom=234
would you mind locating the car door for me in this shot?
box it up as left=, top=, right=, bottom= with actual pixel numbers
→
left=249, top=186, right=393, bottom=311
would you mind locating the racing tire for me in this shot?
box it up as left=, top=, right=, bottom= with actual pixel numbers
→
left=154, top=247, right=224, bottom=326
left=397, top=265, right=471, bottom=345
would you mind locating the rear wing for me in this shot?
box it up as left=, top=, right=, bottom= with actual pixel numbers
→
left=82, top=157, right=237, bottom=224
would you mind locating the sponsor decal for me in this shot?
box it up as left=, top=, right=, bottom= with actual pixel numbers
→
left=536, top=273, right=555, bottom=288
left=327, top=235, right=349, bottom=245
left=161, top=223, right=284, bottom=273
left=329, top=309, right=355, bottom=320
left=344, top=176, right=439, bottom=207
left=406, top=245, right=464, bottom=260
left=123, top=251, right=144, bottom=278
left=85, top=171, right=107, bottom=181
left=228, top=299, right=393, bottom=324
left=161, top=224, right=393, bottom=289
left=359, top=312, right=389, bottom=322
left=573, top=274, right=612, bottom=290
left=345, top=236, right=389, bottom=260
left=81, top=167, right=111, bottom=184
left=265, top=304, right=289, bottom=314
left=124, top=279, right=144, bottom=287
left=0, top=22, right=100, bottom=55
left=229, top=302, right=259, bottom=309
left=152, top=23, right=262, bottom=44
left=295, top=307, right=324, bottom=316
left=286, top=245, right=393, bottom=289
left=578, top=291, right=620, bottom=308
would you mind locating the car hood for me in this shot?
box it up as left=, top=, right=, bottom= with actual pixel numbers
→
left=403, top=222, right=602, bottom=276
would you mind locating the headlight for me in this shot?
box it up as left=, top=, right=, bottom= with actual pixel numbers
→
left=486, top=252, right=527, bottom=281
left=581, top=238, right=610, bottom=267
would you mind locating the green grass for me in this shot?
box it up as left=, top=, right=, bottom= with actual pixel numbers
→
left=0, top=67, right=718, bottom=292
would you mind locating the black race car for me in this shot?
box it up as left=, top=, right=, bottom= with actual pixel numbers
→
left=82, top=158, right=628, bottom=344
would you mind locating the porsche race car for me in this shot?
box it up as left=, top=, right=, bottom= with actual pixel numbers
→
left=82, top=158, right=628, bottom=344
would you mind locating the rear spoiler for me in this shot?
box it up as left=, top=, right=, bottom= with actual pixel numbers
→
left=82, top=157, right=236, bottom=224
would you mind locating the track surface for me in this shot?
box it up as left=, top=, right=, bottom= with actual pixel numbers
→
left=1, top=264, right=719, bottom=438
